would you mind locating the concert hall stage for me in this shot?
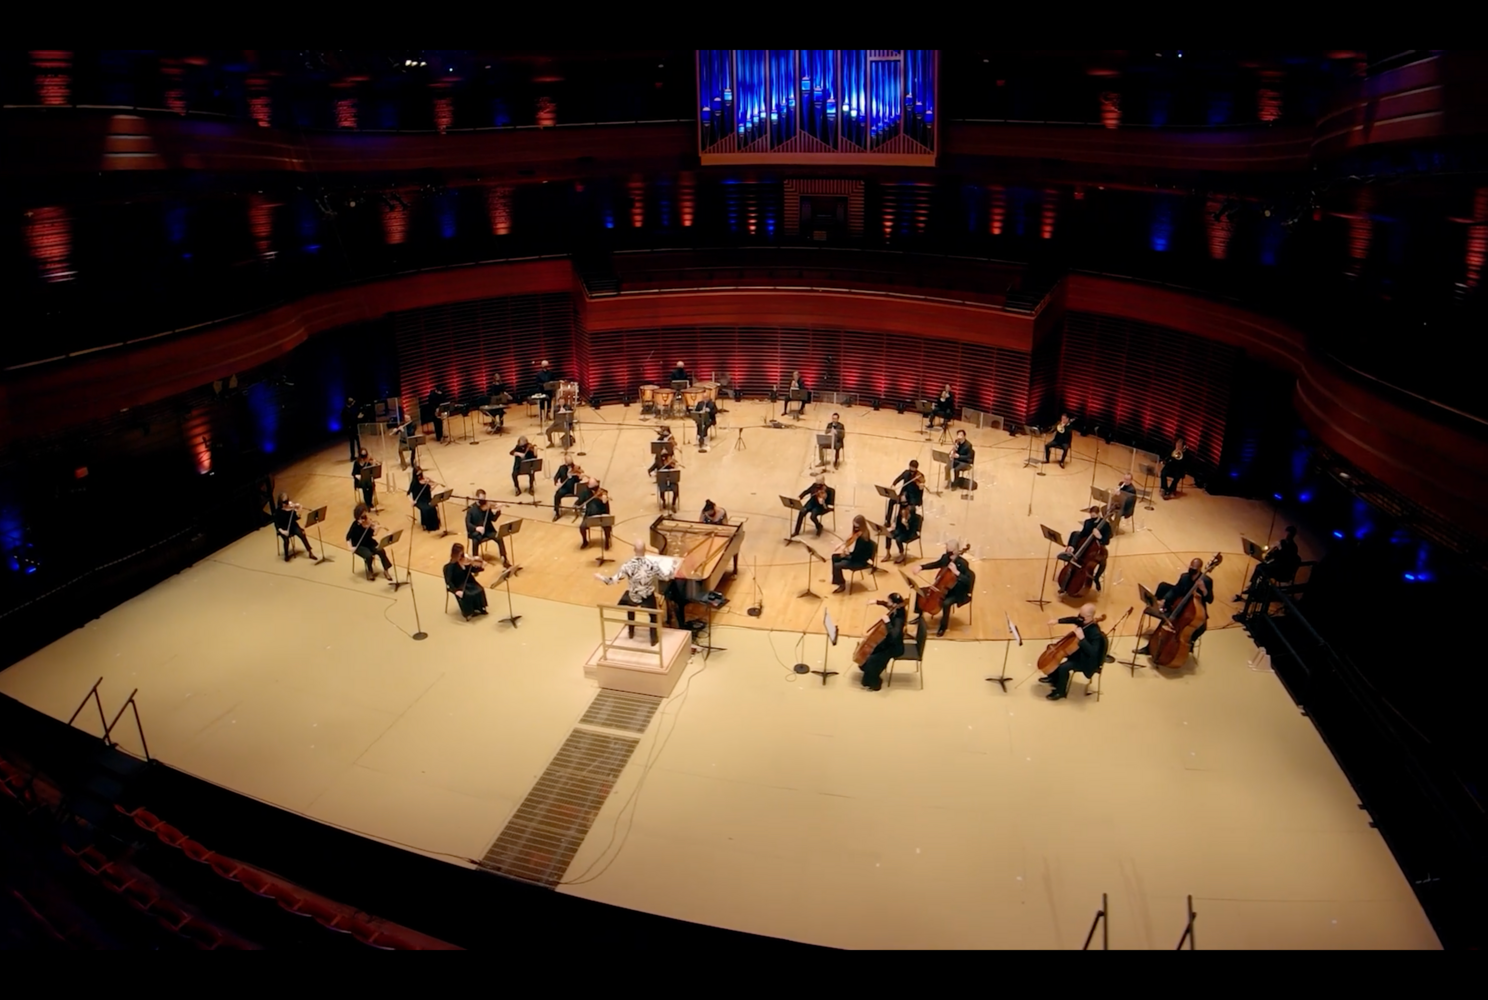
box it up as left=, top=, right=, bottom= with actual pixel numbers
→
left=0, top=401, right=1439, bottom=949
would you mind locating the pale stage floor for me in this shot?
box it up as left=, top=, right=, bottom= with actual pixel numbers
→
left=0, top=401, right=1439, bottom=949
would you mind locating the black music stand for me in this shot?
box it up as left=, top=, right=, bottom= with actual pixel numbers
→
left=987, top=612, right=1020, bottom=691
left=497, top=520, right=522, bottom=574
left=1140, top=464, right=1159, bottom=510
left=1029, top=525, right=1064, bottom=609
left=793, top=539, right=826, bottom=600
left=493, top=564, right=521, bottom=628
left=1022, top=425, right=1044, bottom=473
left=1127, top=583, right=1158, bottom=674
left=695, top=591, right=729, bottom=660
left=815, top=433, right=836, bottom=469
left=931, top=450, right=951, bottom=496
left=584, top=515, right=616, bottom=566
left=404, top=433, right=426, bottom=471
left=519, top=457, right=543, bottom=495
left=656, top=469, right=680, bottom=512
left=380, top=526, right=406, bottom=587
left=670, top=379, right=690, bottom=419
left=787, top=387, right=808, bottom=420
left=650, top=439, right=676, bottom=469
left=917, top=400, right=934, bottom=439
left=1090, top=486, right=1111, bottom=514
left=779, top=495, right=805, bottom=542
left=303, top=505, right=332, bottom=566
left=1239, top=536, right=1268, bottom=614
left=355, top=464, right=384, bottom=511
left=813, top=609, right=840, bottom=685
left=431, top=488, right=454, bottom=538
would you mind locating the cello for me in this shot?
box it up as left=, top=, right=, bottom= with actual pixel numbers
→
left=1149, top=553, right=1223, bottom=668
left=1056, top=508, right=1111, bottom=596
left=915, top=543, right=972, bottom=617
left=1037, top=611, right=1114, bottom=674
left=854, top=618, right=888, bottom=667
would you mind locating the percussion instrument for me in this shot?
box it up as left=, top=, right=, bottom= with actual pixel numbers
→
left=654, top=388, right=676, bottom=411
left=639, top=384, right=658, bottom=408
left=682, top=387, right=707, bottom=409
left=556, top=381, right=580, bottom=409
left=699, top=381, right=720, bottom=402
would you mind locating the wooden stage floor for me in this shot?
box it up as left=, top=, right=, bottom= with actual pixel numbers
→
left=0, top=400, right=1440, bottom=949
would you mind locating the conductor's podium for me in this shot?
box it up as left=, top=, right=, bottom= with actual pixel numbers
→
left=584, top=603, right=692, bottom=698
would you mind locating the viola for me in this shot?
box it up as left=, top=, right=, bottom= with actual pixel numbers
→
left=1056, top=514, right=1110, bottom=596
left=1149, top=553, right=1223, bottom=668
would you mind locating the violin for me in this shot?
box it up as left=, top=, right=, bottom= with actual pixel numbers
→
left=1149, top=553, right=1223, bottom=668
left=837, top=527, right=867, bottom=557
left=1056, top=512, right=1110, bottom=596
left=1037, top=612, right=1109, bottom=675
left=915, top=544, right=972, bottom=617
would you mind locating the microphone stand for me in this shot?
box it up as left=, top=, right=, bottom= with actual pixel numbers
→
left=397, top=515, right=427, bottom=641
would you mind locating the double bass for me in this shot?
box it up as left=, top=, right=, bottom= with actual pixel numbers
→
left=1055, top=510, right=1111, bottom=596
left=916, top=543, right=972, bottom=617
left=1037, top=611, right=1113, bottom=674
left=1149, top=553, right=1223, bottom=668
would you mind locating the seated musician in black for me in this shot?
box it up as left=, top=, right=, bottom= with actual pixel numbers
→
left=465, top=490, right=509, bottom=567
left=701, top=499, right=728, bottom=525
left=1161, top=438, right=1187, bottom=499
left=782, top=370, right=809, bottom=416
left=929, top=385, right=955, bottom=430
left=669, top=361, right=690, bottom=386
left=793, top=477, right=833, bottom=537
left=552, top=461, right=584, bottom=520
left=647, top=426, right=675, bottom=475
left=534, top=361, right=555, bottom=419
left=1236, top=526, right=1300, bottom=602
left=884, top=503, right=922, bottom=564
left=1135, top=558, right=1214, bottom=654
left=444, top=543, right=488, bottom=619
left=408, top=466, right=440, bottom=532
left=887, top=461, right=924, bottom=522
left=694, top=397, right=718, bottom=450
left=352, top=448, right=378, bottom=510
left=920, top=541, right=975, bottom=637
left=831, top=515, right=875, bottom=593
left=1115, top=473, right=1138, bottom=522
left=579, top=480, right=613, bottom=550
left=656, top=453, right=681, bottom=512
left=273, top=493, right=317, bottom=562
left=345, top=505, right=392, bottom=581
left=484, top=374, right=509, bottom=431
left=951, top=430, right=975, bottom=486
left=859, top=593, right=909, bottom=692
left=1058, top=506, right=1112, bottom=592
left=426, top=386, right=448, bottom=443
left=1040, top=604, right=1107, bottom=701
left=545, top=403, right=576, bottom=449
left=1045, top=414, right=1073, bottom=467
left=397, top=418, right=418, bottom=470
left=510, top=436, right=538, bottom=495
left=825, top=413, right=846, bottom=468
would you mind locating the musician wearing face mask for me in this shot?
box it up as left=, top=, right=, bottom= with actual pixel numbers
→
left=694, top=396, right=718, bottom=450
left=647, top=426, right=676, bottom=475
left=886, top=461, right=925, bottom=522
left=858, top=593, right=908, bottom=692
left=951, top=430, right=975, bottom=486
left=553, top=461, right=585, bottom=520
left=825, top=413, right=846, bottom=468
left=831, top=515, right=875, bottom=593
left=510, top=437, right=538, bottom=495
left=465, top=490, right=509, bottom=567
left=426, top=385, right=449, bottom=444
left=445, top=543, right=488, bottom=619
left=346, top=504, right=393, bottom=581
left=884, top=503, right=922, bottom=564
left=352, top=448, right=378, bottom=510
left=701, top=499, right=728, bottom=525
left=919, top=540, right=975, bottom=637
left=1115, top=473, right=1139, bottom=522
left=1045, top=414, right=1073, bottom=468
left=579, top=480, right=613, bottom=550
left=1161, top=438, right=1187, bottom=499
left=408, top=466, right=441, bottom=532
left=656, top=453, right=681, bottom=512
left=1135, top=558, right=1214, bottom=654
left=793, top=477, right=833, bottom=537
left=929, top=385, right=955, bottom=430
left=1040, top=604, right=1107, bottom=701
left=274, top=493, right=317, bottom=562
left=534, top=360, right=556, bottom=419
left=1058, top=506, right=1112, bottom=592
left=782, top=370, right=809, bottom=416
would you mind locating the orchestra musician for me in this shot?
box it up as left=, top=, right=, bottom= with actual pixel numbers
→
left=341, top=397, right=363, bottom=460
left=1135, top=558, right=1214, bottom=654
left=1236, top=525, right=1300, bottom=603
left=647, top=426, right=676, bottom=475
left=1059, top=506, right=1113, bottom=592
left=425, top=385, right=449, bottom=443
left=693, top=395, right=718, bottom=450
left=825, top=413, right=846, bottom=468
left=552, top=461, right=584, bottom=519
left=701, top=499, right=728, bottom=525
left=886, top=460, right=926, bottom=522
left=273, top=493, right=318, bottom=562
left=656, top=453, right=681, bottom=511
left=858, top=594, right=909, bottom=692
left=792, top=476, right=833, bottom=537
left=444, top=543, right=488, bottom=619
left=1161, top=438, right=1187, bottom=499
left=408, top=466, right=441, bottom=532
left=534, top=360, right=556, bottom=419
left=1045, top=414, right=1073, bottom=468
left=1116, top=473, right=1139, bottom=517
left=510, top=436, right=538, bottom=495
left=951, top=429, right=975, bottom=486
left=920, top=540, right=975, bottom=637
left=579, top=481, right=612, bottom=550
left=929, top=385, right=955, bottom=430
left=544, top=399, right=576, bottom=449
left=1040, top=604, right=1107, bottom=701
left=669, top=361, right=690, bottom=386
left=465, top=490, right=509, bottom=567
left=396, top=417, right=418, bottom=470
left=352, top=448, right=378, bottom=510
left=884, top=503, right=923, bottom=564
left=782, top=370, right=809, bottom=416
left=596, top=539, right=673, bottom=646
left=345, top=504, right=393, bottom=581
left=831, top=515, right=876, bottom=593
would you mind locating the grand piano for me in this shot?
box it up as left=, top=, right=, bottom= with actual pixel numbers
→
left=649, top=516, right=745, bottom=603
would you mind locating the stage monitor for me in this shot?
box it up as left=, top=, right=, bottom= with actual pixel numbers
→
left=698, top=50, right=937, bottom=166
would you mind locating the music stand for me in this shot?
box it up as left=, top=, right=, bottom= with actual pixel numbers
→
left=778, top=495, right=805, bottom=542
left=656, top=469, right=680, bottom=512
left=430, top=488, right=454, bottom=538
left=519, top=457, right=543, bottom=494
left=931, top=450, right=951, bottom=496
left=813, top=609, right=840, bottom=685
left=815, top=433, right=836, bottom=469
left=793, top=539, right=826, bottom=600
left=1140, top=464, right=1159, bottom=510
left=1023, top=425, right=1044, bottom=473
left=303, top=505, right=332, bottom=566
left=788, top=387, right=808, bottom=420
left=497, top=520, right=522, bottom=574
left=1029, top=525, right=1064, bottom=609
left=1127, top=585, right=1159, bottom=674
left=1240, top=535, right=1267, bottom=606
left=361, top=464, right=384, bottom=511
left=1090, top=486, right=1111, bottom=515
left=584, top=515, right=616, bottom=566
left=492, top=564, right=522, bottom=627
left=987, top=612, right=1020, bottom=691
left=380, top=527, right=406, bottom=589
left=917, top=400, right=934, bottom=438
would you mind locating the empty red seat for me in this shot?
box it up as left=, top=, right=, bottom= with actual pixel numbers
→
left=152, top=898, right=192, bottom=932
left=154, top=823, right=188, bottom=848
left=181, top=839, right=214, bottom=864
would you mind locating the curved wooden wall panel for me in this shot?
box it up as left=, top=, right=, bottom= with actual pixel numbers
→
left=944, top=122, right=1313, bottom=173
